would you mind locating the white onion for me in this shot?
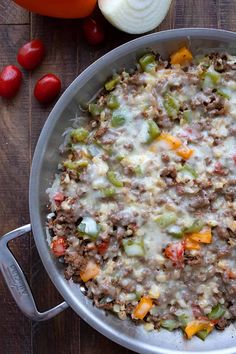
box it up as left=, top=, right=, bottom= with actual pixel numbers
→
left=98, top=0, right=172, bottom=34
left=79, top=217, right=100, bottom=238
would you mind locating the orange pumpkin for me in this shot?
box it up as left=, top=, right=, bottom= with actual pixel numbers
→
left=13, top=0, right=97, bottom=18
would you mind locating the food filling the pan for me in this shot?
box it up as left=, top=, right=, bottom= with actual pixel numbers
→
left=47, top=48, right=236, bottom=340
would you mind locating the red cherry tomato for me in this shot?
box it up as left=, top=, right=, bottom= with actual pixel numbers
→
left=97, top=240, right=109, bottom=255
left=0, top=65, right=22, bottom=99
left=53, top=192, right=65, bottom=203
left=34, top=73, right=61, bottom=103
left=17, top=39, right=45, bottom=71
left=51, top=237, right=67, bottom=257
left=82, top=18, right=105, bottom=45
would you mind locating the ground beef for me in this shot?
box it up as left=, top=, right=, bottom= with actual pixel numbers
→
left=155, top=114, right=172, bottom=129
left=64, top=252, right=87, bottom=271
left=229, top=126, right=236, bottom=136
left=161, top=153, right=170, bottom=163
left=110, top=210, right=138, bottom=227
left=229, top=304, right=236, bottom=317
left=204, top=94, right=224, bottom=112
left=223, top=186, right=236, bottom=202
left=215, top=318, right=229, bottom=330
left=184, top=254, right=201, bottom=265
left=214, top=226, right=230, bottom=240
left=191, top=92, right=225, bottom=116
left=189, top=191, right=210, bottom=210
left=160, top=166, right=177, bottom=179
left=95, top=126, right=108, bottom=138
left=191, top=92, right=211, bottom=109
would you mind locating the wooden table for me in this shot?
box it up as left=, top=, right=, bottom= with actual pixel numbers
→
left=0, top=0, right=235, bottom=353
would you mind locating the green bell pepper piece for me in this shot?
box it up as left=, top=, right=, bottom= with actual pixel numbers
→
left=102, top=187, right=116, bottom=197
left=105, top=75, right=120, bottom=91
left=161, top=319, right=179, bottom=331
left=146, top=120, right=160, bottom=143
left=177, top=314, right=189, bottom=327
left=107, top=94, right=120, bottom=110
left=139, top=53, right=157, bottom=72
left=167, top=225, right=184, bottom=238
left=184, top=219, right=204, bottom=234
left=163, top=93, right=180, bottom=119
left=63, top=160, right=89, bottom=170
left=180, top=164, right=198, bottom=179
left=116, top=155, right=125, bottom=162
left=134, top=166, right=142, bottom=177
left=183, top=109, right=194, bottom=123
left=70, top=128, right=89, bottom=143
left=107, top=170, right=123, bottom=187
left=196, top=329, right=210, bottom=341
left=111, top=112, right=126, bottom=127
left=88, top=103, right=102, bottom=117
left=208, top=304, right=225, bottom=320
left=205, top=70, right=220, bottom=85
left=203, top=69, right=221, bottom=89
left=155, top=212, right=177, bottom=229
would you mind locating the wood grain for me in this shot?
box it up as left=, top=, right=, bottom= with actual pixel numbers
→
left=218, top=0, right=236, bottom=31
left=0, top=1, right=236, bottom=353
left=0, top=24, right=31, bottom=354
left=0, top=0, right=29, bottom=24
left=173, top=0, right=218, bottom=28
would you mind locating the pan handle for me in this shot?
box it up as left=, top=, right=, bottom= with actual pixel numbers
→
left=0, top=224, right=68, bottom=321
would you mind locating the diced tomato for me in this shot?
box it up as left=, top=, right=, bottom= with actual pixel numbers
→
left=53, top=192, right=65, bottom=203
left=97, top=240, right=109, bottom=255
left=51, top=237, right=67, bottom=257
left=164, top=241, right=184, bottom=267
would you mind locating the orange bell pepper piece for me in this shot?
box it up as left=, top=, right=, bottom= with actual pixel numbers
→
left=80, top=261, right=100, bottom=282
left=189, top=228, right=212, bottom=244
left=184, top=237, right=201, bottom=251
left=159, top=133, right=182, bottom=150
left=133, top=296, right=153, bottom=320
left=185, top=320, right=214, bottom=339
left=176, top=147, right=194, bottom=160
left=13, top=0, right=97, bottom=19
left=170, top=47, right=193, bottom=65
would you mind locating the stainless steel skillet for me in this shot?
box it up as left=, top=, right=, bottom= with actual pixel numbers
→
left=1, top=28, right=236, bottom=354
